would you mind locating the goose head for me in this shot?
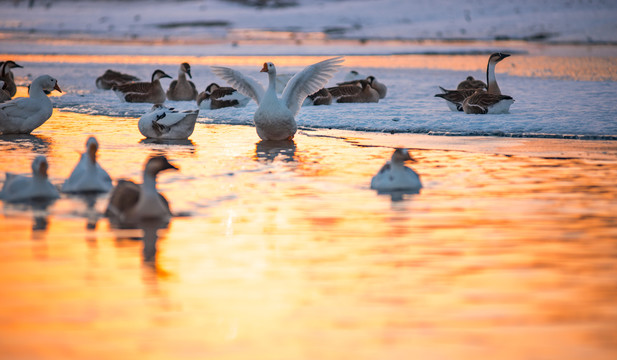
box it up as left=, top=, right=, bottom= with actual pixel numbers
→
left=391, top=148, right=416, bottom=164
left=180, top=62, right=192, bottom=79
left=86, top=136, right=99, bottom=164
left=144, top=155, right=178, bottom=178
left=205, top=82, right=220, bottom=94
left=32, top=75, right=62, bottom=94
left=31, top=155, right=49, bottom=179
left=260, top=62, right=276, bottom=75
left=151, top=70, right=172, bottom=82
left=489, top=53, right=511, bottom=64
left=1, top=60, right=23, bottom=75
left=365, top=76, right=376, bottom=85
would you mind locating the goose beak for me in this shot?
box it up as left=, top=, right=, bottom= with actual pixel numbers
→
left=260, top=63, right=268, bottom=73
left=54, top=82, right=62, bottom=93
left=187, top=69, right=192, bottom=79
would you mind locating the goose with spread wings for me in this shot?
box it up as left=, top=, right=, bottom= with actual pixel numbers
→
left=210, top=56, right=344, bottom=141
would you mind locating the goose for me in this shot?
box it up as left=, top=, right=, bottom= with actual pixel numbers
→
left=197, top=82, right=250, bottom=109
left=462, top=53, right=514, bottom=114
left=366, top=76, right=387, bottom=99
left=0, top=75, right=62, bottom=135
left=105, top=155, right=178, bottom=227
left=95, top=69, right=140, bottom=90
left=370, top=148, right=422, bottom=193
left=138, top=104, right=199, bottom=140
left=303, top=88, right=332, bottom=106
left=0, top=60, right=24, bottom=97
left=435, top=52, right=511, bottom=112
left=457, top=76, right=487, bottom=90
left=0, top=80, right=10, bottom=103
left=113, top=69, right=171, bottom=103
left=166, top=62, right=198, bottom=101
left=0, top=155, right=59, bottom=202
left=336, top=80, right=379, bottom=103
left=462, top=89, right=514, bottom=114
left=62, top=136, right=113, bottom=193
left=211, top=56, right=343, bottom=141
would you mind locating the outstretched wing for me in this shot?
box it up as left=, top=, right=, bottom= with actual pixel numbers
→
left=210, top=66, right=265, bottom=104
left=282, top=56, right=344, bottom=117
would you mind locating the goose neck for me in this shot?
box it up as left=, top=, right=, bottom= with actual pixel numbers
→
left=486, top=61, right=501, bottom=95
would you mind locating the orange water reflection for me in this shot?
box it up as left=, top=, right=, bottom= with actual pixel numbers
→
left=3, top=52, right=616, bottom=81
left=0, top=111, right=616, bottom=359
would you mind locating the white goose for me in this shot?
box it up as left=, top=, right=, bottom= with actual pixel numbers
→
left=105, top=155, right=178, bottom=227
left=0, top=155, right=59, bottom=202
left=370, top=149, right=422, bottom=193
left=138, top=104, right=199, bottom=140
left=0, top=75, right=61, bottom=134
left=62, top=136, right=113, bottom=193
left=211, top=56, right=344, bottom=141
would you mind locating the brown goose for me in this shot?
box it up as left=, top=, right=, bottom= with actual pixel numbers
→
left=303, top=88, right=332, bottom=106
left=113, top=69, right=171, bottom=103
left=167, top=62, right=198, bottom=101
left=335, top=80, right=379, bottom=103
left=196, top=82, right=250, bottom=109
left=0, top=60, right=24, bottom=97
left=95, top=69, right=140, bottom=90
left=435, top=52, right=511, bottom=112
left=462, top=53, right=514, bottom=114
left=457, top=76, right=487, bottom=90
left=105, top=155, right=178, bottom=228
left=366, top=76, right=387, bottom=99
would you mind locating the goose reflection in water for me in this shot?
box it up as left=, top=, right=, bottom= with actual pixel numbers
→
left=0, top=134, right=52, bottom=154
left=254, top=140, right=296, bottom=163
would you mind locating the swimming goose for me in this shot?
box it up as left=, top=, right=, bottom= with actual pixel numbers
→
left=0, top=155, right=59, bottom=202
left=436, top=53, right=511, bottom=111
left=166, top=63, right=198, bottom=101
left=462, top=53, right=514, bottom=114
left=138, top=104, right=199, bottom=140
left=95, top=69, right=140, bottom=90
left=336, top=80, right=379, bottom=103
left=0, top=60, right=24, bottom=97
left=113, top=69, right=171, bottom=103
left=62, top=136, right=113, bottom=193
left=197, top=82, right=250, bottom=109
left=105, top=155, right=178, bottom=227
left=0, top=75, right=62, bottom=135
left=457, top=76, right=487, bottom=90
left=370, top=148, right=422, bottom=193
left=211, top=56, right=343, bottom=141
left=303, top=88, right=332, bottom=106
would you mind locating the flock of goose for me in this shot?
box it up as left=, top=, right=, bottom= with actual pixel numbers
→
left=0, top=53, right=514, bottom=226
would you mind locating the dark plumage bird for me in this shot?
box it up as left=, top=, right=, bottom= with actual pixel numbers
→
left=196, top=82, right=250, bottom=109
left=304, top=88, right=332, bottom=106
left=167, top=62, right=198, bottom=101
left=335, top=80, right=379, bottom=103
left=0, top=60, right=24, bottom=97
left=456, top=76, right=487, bottom=90
left=113, top=69, right=171, bottom=103
left=95, top=69, right=140, bottom=90
left=105, top=155, right=178, bottom=228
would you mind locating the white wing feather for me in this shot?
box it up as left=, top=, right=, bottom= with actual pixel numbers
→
left=210, top=66, right=265, bottom=104
left=282, top=56, right=344, bottom=116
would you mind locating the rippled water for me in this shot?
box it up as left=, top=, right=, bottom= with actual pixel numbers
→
left=1, top=109, right=616, bottom=359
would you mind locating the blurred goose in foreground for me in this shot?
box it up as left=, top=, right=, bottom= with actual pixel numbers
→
left=96, top=69, right=140, bottom=90
left=211, top=56, right=343, bottom=141
left=457, top=76, right=487, bottom=90
left=113, top=69, right=171, bottom=103
left=167, top=62, right=198, bottom=101
left=0, top=60, right=24, bottom=97
left=0, top=155, right=59, bottom=202
left=336, top=80, right=379, bottom=103
left=435, top=53, right=512, bottom=112
left=370, top=148, right=422, bottom=193
left=62, top=136, right=112, bottom=193
left=197, top=82, right=250, bottom=109
left=105, top=155, right=178, bottom=227
left=139, top=104, right=199, bottom=140
left=0, top=75, right=62, bottom=134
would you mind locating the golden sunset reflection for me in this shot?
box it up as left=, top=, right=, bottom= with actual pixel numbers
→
left=1, top=110, right=616, bottom=359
